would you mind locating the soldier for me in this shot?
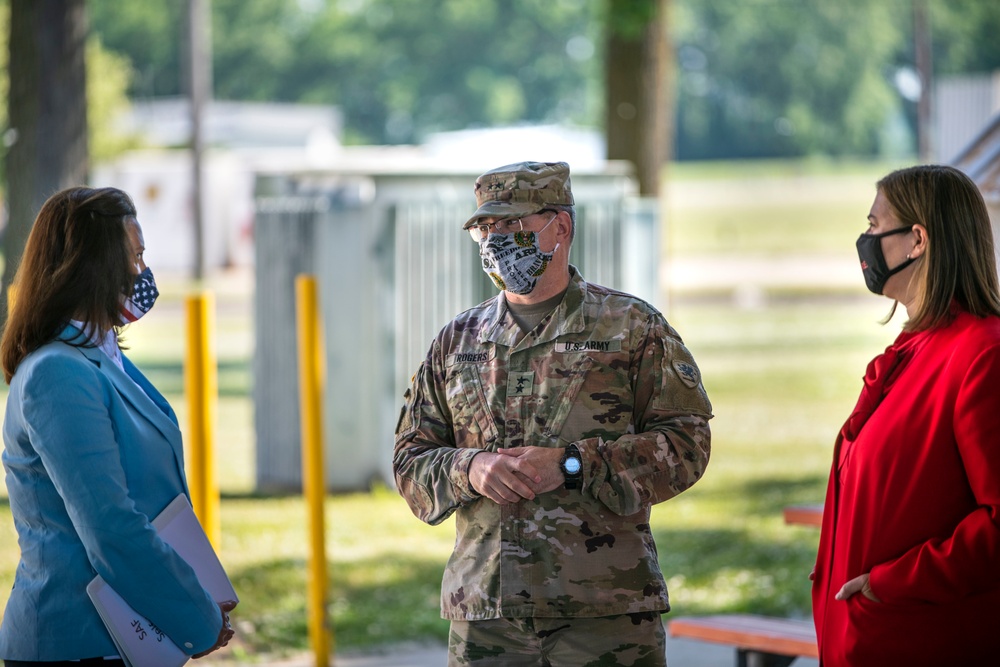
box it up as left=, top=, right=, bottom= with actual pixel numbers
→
left=394, top=161, right=712, bottom=666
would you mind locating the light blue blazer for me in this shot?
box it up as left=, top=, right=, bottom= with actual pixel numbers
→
left=0, top=325, right=222, bottom=660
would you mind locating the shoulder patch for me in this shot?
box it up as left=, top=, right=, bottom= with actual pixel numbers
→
left=671, top=359, right=701, bottom=389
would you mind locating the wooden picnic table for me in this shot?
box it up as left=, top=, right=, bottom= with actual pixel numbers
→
left=669, top=614, right=819, bottom=664
left=668, top=504, right=825, bottom=664
left=783, top=504, right=823, bottom=527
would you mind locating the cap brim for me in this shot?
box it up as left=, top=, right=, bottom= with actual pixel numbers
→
left=462, top=201, right=547, bottom=229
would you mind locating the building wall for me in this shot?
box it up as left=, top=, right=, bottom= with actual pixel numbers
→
left=935, top=71, right=1000, bottom=163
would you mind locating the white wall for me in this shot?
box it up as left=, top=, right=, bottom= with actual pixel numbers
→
left=92, top=150, right=255, bottom=273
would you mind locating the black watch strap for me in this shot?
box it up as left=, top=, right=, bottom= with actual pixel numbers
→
left=560, top=444, right=582, bottom=490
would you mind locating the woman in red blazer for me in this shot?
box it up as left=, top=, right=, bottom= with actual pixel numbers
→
left=812, top=164, right=1000, bottom=665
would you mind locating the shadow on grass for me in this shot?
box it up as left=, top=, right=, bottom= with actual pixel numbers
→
left=221, top=475, right=827, bottom=653
left=721, top=473, right=827, bottom=517
left=229, top=554, right=448, bottom=653
left=653, top=473, right=825, bottom=619
left=688, top=473, right=827, bottom=519
left=654, top=525, right=816, bottom=618
left=219, top=481, right=404, bottom=501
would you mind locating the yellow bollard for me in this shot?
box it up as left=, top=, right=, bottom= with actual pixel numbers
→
left=296, top=275, right=332, bottom=666
left=185, top=291, right=221, bottom=549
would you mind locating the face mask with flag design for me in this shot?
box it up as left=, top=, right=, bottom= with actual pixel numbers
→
left=120, top=267, right=159, bottom=323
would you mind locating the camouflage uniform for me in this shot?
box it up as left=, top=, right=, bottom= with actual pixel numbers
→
left=448, top=612, right=666, bottom=666
left=394, top=267, right=712, bottom=619
left=394, top=160, right=712, bottom=665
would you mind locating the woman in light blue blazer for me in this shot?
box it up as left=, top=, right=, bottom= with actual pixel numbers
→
left=0, top=187, right=235, bottom=665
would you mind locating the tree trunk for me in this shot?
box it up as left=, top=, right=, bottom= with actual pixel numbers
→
left=604, top=0, right=672, bottom=197
left=187, top=0, right=213, bottom=280
left=2, top=0, right=89, bottom=326
left=913, top=0, right=933, bottom=162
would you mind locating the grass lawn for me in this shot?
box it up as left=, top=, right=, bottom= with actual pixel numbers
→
left=0, top=159, right=907, bottom=659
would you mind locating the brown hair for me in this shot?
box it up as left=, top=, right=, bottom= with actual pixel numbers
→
left=1, top=187, right=137, bottom=383
left=877, top=165, right=1000, bottom=332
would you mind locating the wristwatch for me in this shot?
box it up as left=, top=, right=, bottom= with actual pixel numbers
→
left=560, top=444, right=582, bottom=490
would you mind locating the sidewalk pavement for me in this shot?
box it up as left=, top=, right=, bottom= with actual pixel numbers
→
left=216, top=630, right=819, bottom=666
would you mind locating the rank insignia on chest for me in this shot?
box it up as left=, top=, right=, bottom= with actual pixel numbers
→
left=507, top=371, right=535, bottom=397
left=672, top=360, right=700, bottom=388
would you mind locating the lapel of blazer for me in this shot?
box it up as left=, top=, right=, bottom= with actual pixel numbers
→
left=63, top=325, right=188, bottom=488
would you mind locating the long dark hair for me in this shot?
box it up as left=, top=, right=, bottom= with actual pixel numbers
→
left=1, top=186, right=137, bottom=383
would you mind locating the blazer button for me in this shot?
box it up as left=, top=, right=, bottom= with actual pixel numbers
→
left=185, top=642, right=193, bottom=648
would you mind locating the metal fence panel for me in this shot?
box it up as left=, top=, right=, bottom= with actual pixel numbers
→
left=253, top=169, right=654, bottom=492
left=252, top=190, right=325, bottom=491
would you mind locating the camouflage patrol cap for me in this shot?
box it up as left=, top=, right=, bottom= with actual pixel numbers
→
left=463, top=161, right=574, bottom=229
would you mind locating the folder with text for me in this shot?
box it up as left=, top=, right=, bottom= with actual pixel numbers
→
left=86, top=495, right=238, bottom=667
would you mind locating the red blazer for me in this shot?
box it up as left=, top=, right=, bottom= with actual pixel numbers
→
left=812, top=309, right=1000, bottom=666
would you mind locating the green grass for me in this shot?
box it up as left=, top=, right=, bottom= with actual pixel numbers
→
left=0, top=159, right=910, bottom=659
left=653, top=297, right=898, bottom=620
left=666, top=160, right=896, bottom=255
left=212, top=490, right=455, bottom=655
left=1, top=296, right=898, bottom=658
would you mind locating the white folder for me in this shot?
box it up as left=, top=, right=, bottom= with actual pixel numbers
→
left=86, top=495, right=238, bottom=667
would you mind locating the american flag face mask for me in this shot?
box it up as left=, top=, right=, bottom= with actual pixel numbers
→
left=120, top=267, right=160, bottom=323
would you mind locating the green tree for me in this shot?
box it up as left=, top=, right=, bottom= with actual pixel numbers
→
left=0, top=2, right=138, bottom=178
left=0, top=3, right=9, bottom=185
left=2, top=0, right=89, bottom=323
left=89, top=0, right=601, bottom=145
left=930, top=0, right=1000, bottom=75
left=255, top=0, right=601, bottom=144
left=86, top=1, right=185, bottom=99
left=209, top=0, right=307, bottom=105
left=85, top=0, right=1000, bottom=158
left=0, top=0, right=137, bottom=324
left=88, top=37, right=143, bottom=162
left=604, top=0, right=672, bottom=196
left=673, top=0, right=904, bottom=159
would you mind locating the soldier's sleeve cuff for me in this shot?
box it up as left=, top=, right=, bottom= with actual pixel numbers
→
left=451, top=448, right=484, bottom=502
left=574, top=437, right=603, bottom=492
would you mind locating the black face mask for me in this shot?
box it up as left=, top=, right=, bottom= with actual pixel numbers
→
left=855, top=225, right=915, bottom=295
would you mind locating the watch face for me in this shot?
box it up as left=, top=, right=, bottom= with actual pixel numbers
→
left=564, top=456, right=582, bottom=475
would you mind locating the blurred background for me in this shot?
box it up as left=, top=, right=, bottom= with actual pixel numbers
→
left=1, top=0, right=1000, bottom=662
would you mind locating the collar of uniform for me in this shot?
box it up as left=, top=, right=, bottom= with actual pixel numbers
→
left=478, top=265, right=588, bottom=346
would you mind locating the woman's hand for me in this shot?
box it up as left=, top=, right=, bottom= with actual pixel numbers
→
left=193, top=600, right=238, bottom=659
left=835, top=573, right=881, bottom=602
